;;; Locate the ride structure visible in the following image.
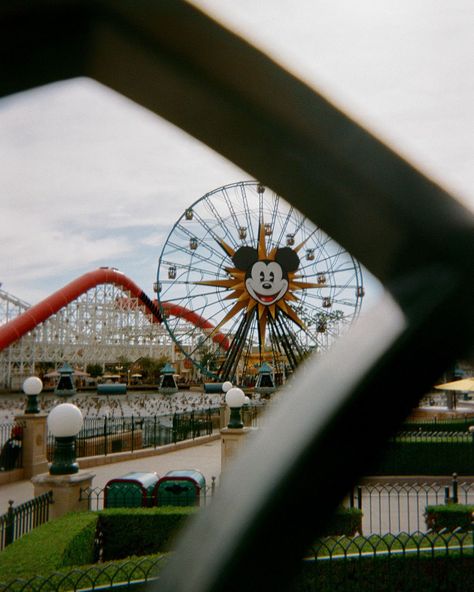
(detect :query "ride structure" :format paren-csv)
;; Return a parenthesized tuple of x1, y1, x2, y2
(0, 268, 227, 390)
(157, 181, 364, 384)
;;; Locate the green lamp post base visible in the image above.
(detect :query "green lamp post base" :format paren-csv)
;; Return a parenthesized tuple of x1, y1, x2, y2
(25, 394, 40, 414)
(227, 407, 244, 429)
(49, 436, 79, 475)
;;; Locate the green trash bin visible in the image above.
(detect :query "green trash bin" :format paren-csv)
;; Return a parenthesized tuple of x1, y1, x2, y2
(154, 470, 206, 507)
(104, 471, 159, 508)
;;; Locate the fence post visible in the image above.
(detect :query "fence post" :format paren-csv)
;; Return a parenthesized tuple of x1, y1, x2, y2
(131, 415, 135, 452)
(211, 476, 216, 497)
(154, 415, 157, 449)
(5, 500, 14, 547)
(103, 416, 108, 456)
(452, 473, 458, 504)
(172, 413, 177, 443)
(357, 486, 362, 510)
(445, 486, 450, 504)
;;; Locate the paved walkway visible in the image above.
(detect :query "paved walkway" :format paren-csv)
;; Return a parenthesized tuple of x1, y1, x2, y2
(0, 439, 222, 514)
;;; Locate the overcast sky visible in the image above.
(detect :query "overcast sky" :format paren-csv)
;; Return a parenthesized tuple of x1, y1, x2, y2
(0, 0, 472, 309)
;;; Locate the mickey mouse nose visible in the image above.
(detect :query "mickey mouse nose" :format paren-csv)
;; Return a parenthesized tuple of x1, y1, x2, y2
(262, 282, 272, 289)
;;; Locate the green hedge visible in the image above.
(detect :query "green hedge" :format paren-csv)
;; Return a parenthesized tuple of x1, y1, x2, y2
(323, 507, 363, 537)
(425, 504, 474, 532)
(403, 419, 474, 433)
(375, 440, 474, 475)
(0, 512, 98, 582)
(99, 506, 197, 561)
(295, 554, 474, 592)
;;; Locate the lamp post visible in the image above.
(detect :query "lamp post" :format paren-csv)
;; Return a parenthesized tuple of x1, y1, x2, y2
(47, 403, 84, 475)
(225, 387, 246, 429)
(23, 376, 43, 414)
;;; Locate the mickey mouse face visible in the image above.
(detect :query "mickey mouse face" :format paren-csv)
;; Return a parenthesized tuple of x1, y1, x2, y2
(246, 260, 288, 306)
(232, 245, 300, 307)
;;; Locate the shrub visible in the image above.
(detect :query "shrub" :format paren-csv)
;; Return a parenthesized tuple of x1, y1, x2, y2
(425, 504, 474, 532)
(324, 507, 363, 536)
(98, 506, 196, 560)
(0, 512, 98, 582)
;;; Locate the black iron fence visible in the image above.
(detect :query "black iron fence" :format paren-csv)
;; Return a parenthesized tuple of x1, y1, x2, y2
(0, 491, 53, 551)
(81, 480, 217, 511)
(346, 474, 474, 535)
(0, 420, 24, 472)
(46, 408, 220, 461)
(2, 530, 474, 592)
(403, 415, 474, 432)
(300, 530, 474, 592)
(0, 555, 163, 592)
(375, 430, 474, 475)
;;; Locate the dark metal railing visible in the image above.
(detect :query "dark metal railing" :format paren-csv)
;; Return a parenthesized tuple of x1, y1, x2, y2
(46, 408, 220, 461)
(376, 431, 474, 475)
(0, 491, 53, 550)
(300, 530, 474, 591)
(346, 474, 474, 535)
(0, 555, 164, 592)
(81, 479, 217, 511)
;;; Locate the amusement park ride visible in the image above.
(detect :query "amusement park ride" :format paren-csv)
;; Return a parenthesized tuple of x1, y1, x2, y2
(156, 180, 364, 383)
(0, 181, 364, 390)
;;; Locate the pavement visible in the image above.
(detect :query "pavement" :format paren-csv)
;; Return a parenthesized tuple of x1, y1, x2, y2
(0, 439, 222, 514)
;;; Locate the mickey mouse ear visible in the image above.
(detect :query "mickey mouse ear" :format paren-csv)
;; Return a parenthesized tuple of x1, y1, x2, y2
(275, 247, 300, 272)
(232, 246, 259, 270)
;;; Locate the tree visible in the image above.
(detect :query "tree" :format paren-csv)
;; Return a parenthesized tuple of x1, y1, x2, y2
(137, 356, 170, 383)
(86, 363, 103, 378)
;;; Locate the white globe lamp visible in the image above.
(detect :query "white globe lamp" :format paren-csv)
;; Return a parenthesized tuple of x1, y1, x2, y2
(22, 376, 43, 414)
(225, 387, 246, 428)
(48, 403, 84, 474)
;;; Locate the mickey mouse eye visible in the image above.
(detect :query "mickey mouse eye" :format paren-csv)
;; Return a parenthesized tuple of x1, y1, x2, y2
(259, 271, 265, 282)
(269, 271, 274, 282)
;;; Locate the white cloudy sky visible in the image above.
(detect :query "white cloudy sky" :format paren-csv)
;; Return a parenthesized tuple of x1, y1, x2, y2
(0, 0, 472, 307)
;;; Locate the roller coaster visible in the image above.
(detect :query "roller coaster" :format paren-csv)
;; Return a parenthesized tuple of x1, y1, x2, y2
(0, 267, 227, 390)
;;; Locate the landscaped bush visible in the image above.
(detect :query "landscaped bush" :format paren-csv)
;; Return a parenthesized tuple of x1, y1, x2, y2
(375, 438, 474, 475)
(0, 512, 98, 582)
(323, 507, 363, 536)
(98, 506, 197, 560)
(425, 504, 474, 532)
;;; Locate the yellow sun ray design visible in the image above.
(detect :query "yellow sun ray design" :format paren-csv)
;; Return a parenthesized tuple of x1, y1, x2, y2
(194, 221, 320, 343)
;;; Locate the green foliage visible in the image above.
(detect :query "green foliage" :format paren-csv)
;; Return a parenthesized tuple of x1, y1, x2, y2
(136, 356, 170, 383)
(375, 439, 474, 475)
(324, 507, 363, 536)
(295, 554, 474, 592)
(425, 503, 474, 532)
(403, 419, 474, 433)
(86, 363, 103, 378)
(98, 506, 196, 560)
(0, 512, 98, 583)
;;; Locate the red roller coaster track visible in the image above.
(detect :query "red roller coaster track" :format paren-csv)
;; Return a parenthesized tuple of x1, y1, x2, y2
(0, 268, 229, 352)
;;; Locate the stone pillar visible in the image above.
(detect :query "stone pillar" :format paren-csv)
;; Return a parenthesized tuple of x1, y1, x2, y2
(17, 413, 49, 478)
(221, 427, 253, 470)
(31, 471, 95, 520)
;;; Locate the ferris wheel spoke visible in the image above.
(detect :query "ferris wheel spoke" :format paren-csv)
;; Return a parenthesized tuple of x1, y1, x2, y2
(272, 205, 295, 247)
(238, 182, 258, 246)
(220, 187, 250, 249)
(173, 225, 230, 264)
(194, 205, 236, 252)
(165, 241, 226, 271)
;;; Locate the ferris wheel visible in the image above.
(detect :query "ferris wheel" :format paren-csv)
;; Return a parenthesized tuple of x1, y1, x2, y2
(156, 181, 364, 383)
